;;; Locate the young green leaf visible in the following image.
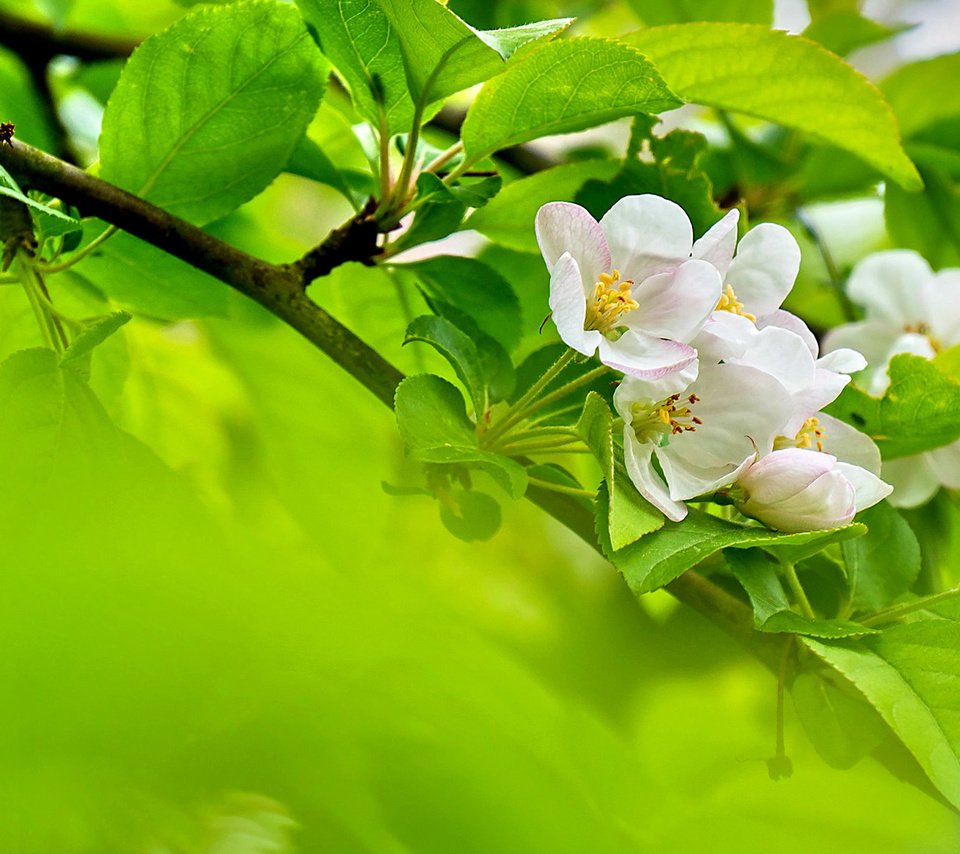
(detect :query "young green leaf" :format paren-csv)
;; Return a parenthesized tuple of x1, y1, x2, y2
(467, 159, 621, 254)
(882, 52, 960, 139)
(841, 502, 921, 613)
(725, 548, 876, 638)
(803, 11, 912, 57)
(100, 1, 329, 225)
(579, 395, 663, 550)
(0, 186, 81, 238)
(624, 23, 922, 190)
(825, 353, 960, 459)
(439, 487, 502, 541)
(885, 165, 960, 269)
(600, 504, 864, 596)
(461, 38, 681, 163)
(389, 174, 468, 251)
(626, 0, 772, 26)
(286, 136, 364, 211)
(803, 622, 960, 811)
(60, 312, 132, 366)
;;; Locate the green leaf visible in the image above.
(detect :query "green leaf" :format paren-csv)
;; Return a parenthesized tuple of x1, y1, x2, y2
(882, 53, 960, 139)
(600, 505, 864, 595)
(578, 394, 663, 550)
(375, 0, 571, 103)
(0, 187, 81, 239)
(396, 255, 522, 352)
(825, 353, 960, 459)
(803, 622, 960, 810)
(390, 174, 468, 252)
(791, 670, 888, 770)
(404, 315, 487, 417)
(60, 312, 131, 365)
(467, 159, 620, 254)
(71, 232, 230, 320)
(624, 23, 922, 190)
(461, 38, 681, 163)
(885, 165, 960, 269)
(286, 136, 364, 210)
(439, 487, 501, 541)
(842, 502, 921, 613)
(0, 46, 57, 152)
(626, 0, 772, 26)
(725, 548, 875, 638)
(100, 1, 329, 225)
(803, 11, 911, 57)
(394, 374, 526, 497)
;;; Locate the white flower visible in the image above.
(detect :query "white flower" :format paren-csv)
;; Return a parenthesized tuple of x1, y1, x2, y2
(535, 196, 722, 379)
(733, 447, 891, 533)
(822, 249, 960, 507)
(614, 359, 796, 522)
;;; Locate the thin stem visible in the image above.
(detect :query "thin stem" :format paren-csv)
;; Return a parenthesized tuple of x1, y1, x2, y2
(768, 637, 794, 781)
(38, 224, 118, 274)
(497, 440, 586, 457)
(525, 475, 596, 499)
(423, 141, 463, 175)
(17, 258, 63, 352)
(783, 561, 816, 620)
(796, 212, 857, 323)
(861, 586, 960, 628)
(504, 364, 609, 430)
(481, 349, 577, 446)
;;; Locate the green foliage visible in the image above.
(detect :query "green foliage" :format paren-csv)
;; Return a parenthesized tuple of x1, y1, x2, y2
(624, 23, 922, 190)
(100, 0, 329, 225)
(826, 354, 960, 460)
(882, 53, 960, 139)
(803, 11, 911, 57)
(804, 622, 960, 811)
(626, 0, 772, 26)
(60, 311, 131, 365)
(0, 48, 57, 152)
(461, 38, 681, 162)
(841, 502, 922, 613)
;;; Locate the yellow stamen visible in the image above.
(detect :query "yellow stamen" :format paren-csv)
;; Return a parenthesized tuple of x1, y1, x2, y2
(632, 393, 703, 443)
(584, 269, 638, 334)
(903, 321, 943, 353)
(774, 416, 826, 453)
(715, 284, 756, 322)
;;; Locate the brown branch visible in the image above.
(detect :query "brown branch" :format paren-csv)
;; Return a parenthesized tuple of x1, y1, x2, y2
(0, 11, 137, 62)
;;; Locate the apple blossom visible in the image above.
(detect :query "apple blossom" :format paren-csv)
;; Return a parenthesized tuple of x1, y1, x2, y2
(822, 249, 960, 507)
(535, 196, 722, 379)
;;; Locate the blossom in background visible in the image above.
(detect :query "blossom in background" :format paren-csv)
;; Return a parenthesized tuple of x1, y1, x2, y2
(823, 250, 960, 507)
(614, 360, 795, 522)
(535, 196, 722, 379)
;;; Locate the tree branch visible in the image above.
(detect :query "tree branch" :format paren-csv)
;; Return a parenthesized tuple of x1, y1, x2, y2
(0, 11, 137, 62)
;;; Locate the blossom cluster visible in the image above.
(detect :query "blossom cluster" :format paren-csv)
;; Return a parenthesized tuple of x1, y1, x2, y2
(535, 195, 892, 532)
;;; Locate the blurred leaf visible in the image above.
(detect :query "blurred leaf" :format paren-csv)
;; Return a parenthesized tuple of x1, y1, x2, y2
(404, 314, 488, 416)
(100, 1, 329, 224)
(467, 159, 620, 254)
(600, 504, 864, 595)
(461, 38, 681, 162)
(375, 0, 570, 103)
(626, 0, 772, 25)
(579, 395, 663, 550)
(625, 24, 922, 190)
(396, 255, 522, 352)
(882, 52, 960, 138)
(825, 354, 960, 460)
(439, 487, 501, 540)
(73, 232, 230, 319)
(804, 622, 960, 811)
(0, 46, 57, 152)
(286, 136, 364, 210)
(726, 548, 875, 637)
(842, 502, 921, 613)
(803, 11, 911, 57)
(806, 0, 859, 18)
(792, 671, 888, 769)
(885, 165, 960, 269)
(60, 311, 131, 365)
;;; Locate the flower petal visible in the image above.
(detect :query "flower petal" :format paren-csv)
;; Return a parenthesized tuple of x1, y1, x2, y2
(757, 309, 819, 356)
(624, 259, 722, 342)
(623, 429, 687, 522)
(821, 320, 901, 372)
(846, 249, 932, 326)
(817, 348, 867, 374)
(549, 252, 599, 357)
(881, 454, 941, 508)
(535, 202, 611, 284)
(725, 223, 800, 316)
(816, 413, 882, 474)
(658, 450, 756, 501)
(739, 448, 837, 505)
(834, 462, 893, 512)
(928, 439, 960, 490)
(691, 209, 740, 277)
(597, 331, 696, 379)
(599, 195, 693, 281)
(926, 269, 960, 347)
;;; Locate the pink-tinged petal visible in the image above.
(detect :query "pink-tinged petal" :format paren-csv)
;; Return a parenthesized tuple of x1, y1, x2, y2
(599, 195, 693, 281)
(882, 454, 941, 508)
(625, 259, 722, 343)
(738, 448, 837, 505)
(834, 462, 892, 512)
(549, 252, 598, 357)
(926, 269, 960, 346)
(816, 413, 882, 475)
(725, 223, 800, 316)
(658, 451, 756, 501)
(535, 202, 611, 283)
(928, 439, 960, 489)
(757, 309, 819, 356)
(822, 320, 902, 373)
(692, 209, 740, 277)
(817, 348, 867, 374)
(598, 331, 696, 379)
(623, 428, 686, 522)
(846, 249, 932, 326)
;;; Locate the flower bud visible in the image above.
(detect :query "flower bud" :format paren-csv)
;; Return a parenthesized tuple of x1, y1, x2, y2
(734, 448, 857, 533)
